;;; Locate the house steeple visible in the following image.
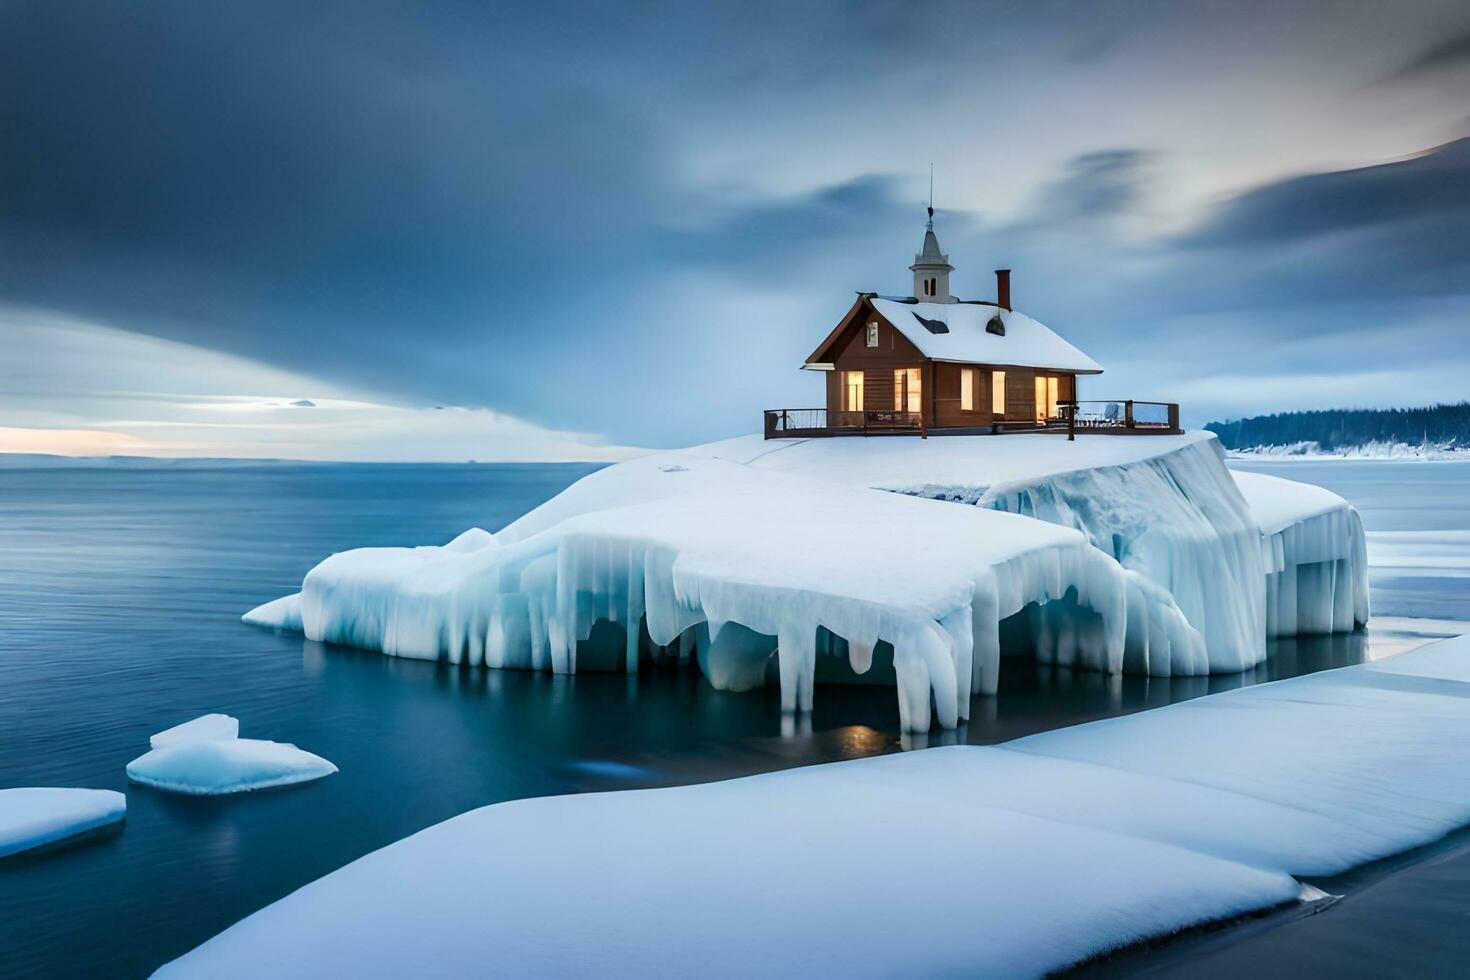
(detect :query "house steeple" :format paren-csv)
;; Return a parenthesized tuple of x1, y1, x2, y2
(910, 205, 955, 303)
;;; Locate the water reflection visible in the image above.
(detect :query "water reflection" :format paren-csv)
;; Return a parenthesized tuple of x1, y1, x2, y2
(298, 626, 1378, 760)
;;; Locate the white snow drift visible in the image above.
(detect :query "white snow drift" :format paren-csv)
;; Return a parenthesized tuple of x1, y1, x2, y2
(0, 788, 126, 858)
(245, 431, 1368, 730)
(127, 715, 336, 795)
(156, 635, 1470, 979)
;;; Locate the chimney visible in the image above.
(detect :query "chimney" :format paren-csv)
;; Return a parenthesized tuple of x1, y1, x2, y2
(995, 269, 1011, 311)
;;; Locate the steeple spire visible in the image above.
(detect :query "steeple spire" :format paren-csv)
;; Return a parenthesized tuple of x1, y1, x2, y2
(927, 163, 934, 231)
(910, 171, 955, 303)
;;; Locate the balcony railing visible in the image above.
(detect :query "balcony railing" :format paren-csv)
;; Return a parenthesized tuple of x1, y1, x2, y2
(1059, 400, 1180, 438)
(764, 409, 924, 439)
(762, 401, 1181, 440)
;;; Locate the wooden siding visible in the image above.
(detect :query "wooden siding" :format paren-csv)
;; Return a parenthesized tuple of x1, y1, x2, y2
(934, 362, 993, 427)
(814, 297, 1082, 428)
(825, 302, 927, 416)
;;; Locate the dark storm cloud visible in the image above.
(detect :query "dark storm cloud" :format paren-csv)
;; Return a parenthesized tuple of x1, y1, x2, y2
(0, 1, 674, 421)
(1180, 139, 1470, 249)
(1153, 139, 1470, 314)
(663, 176, 950, 280)
(1011, 150, 1154, 232)
(3, 0, 1031, 437)
(1383, 30, 1470, 83)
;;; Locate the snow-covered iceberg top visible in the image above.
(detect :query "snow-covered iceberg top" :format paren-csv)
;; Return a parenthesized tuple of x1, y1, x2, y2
(0, 788, 126, 858)
(150, 713, 240, 749)
(127, 715, 336, 796)
(156, 634, 1470, 979)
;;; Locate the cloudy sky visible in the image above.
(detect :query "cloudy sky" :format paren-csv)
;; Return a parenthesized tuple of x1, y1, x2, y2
(3, 0, 1469, 459)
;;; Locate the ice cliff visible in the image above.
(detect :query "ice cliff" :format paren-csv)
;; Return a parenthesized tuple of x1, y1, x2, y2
(1232, 470, 1370, 637)
(246, 432, 1368, 732)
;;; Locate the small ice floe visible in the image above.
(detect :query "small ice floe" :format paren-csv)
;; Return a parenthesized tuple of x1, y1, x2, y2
(1297, 882, 1340, 906)
(127, 715, 336, 796)
(0, 788, 126, 858)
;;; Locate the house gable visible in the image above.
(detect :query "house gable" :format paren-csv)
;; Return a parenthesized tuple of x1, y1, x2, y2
(805, 296, 930, 368)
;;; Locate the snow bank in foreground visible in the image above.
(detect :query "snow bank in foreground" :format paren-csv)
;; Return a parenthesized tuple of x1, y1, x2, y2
(156, 636, 1470, 978)
(257, 466, 1208, 731)
(0, 788, 126, 858)
(1231, 471, 1369, 637)
(127, 715, 336, 795)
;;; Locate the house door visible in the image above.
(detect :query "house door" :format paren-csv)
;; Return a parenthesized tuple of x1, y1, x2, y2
(894, 368, 922, 414)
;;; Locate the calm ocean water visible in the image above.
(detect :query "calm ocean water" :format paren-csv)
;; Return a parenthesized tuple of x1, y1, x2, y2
(1, 459, 1465, 977)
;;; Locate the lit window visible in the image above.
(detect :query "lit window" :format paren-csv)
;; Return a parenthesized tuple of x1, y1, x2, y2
(1034, 374, 1061, 422)
(866, 322, 878, 348)
(992, 370, 1006, 415)
(842, 370, 864, 412)
(893, 367, 922, 413)
(960, 368, 974, 412)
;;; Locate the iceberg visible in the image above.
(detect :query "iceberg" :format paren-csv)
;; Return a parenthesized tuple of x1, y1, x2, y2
(127, 739, 337, 796)
(1232, 470, 1370, 637)
(0, 788, 126, 858)
(273, 464, 1205, 731)
(244, 431, 1367, 730)
(155, 635, 1470, 979)
(127, 714, 336, 795)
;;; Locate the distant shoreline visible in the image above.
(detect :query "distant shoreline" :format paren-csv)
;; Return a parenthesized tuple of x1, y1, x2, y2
(1228, 442, 1470, 462)
(0, 453, 616, 469)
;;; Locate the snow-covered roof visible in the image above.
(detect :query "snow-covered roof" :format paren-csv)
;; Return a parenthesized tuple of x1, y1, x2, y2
(866, 298, 1103, 374)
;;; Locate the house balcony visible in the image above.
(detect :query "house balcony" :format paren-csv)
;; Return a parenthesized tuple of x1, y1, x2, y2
(763, 400, 1181, 440)
(763, 409, 926, 439)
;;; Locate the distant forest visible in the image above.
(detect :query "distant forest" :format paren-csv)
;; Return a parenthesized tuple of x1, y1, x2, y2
(1206, 402, 1470, 450)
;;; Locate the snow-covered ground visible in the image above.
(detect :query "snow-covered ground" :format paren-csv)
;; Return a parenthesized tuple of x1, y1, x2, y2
(0, 788, 126, 858)
(155, 633, 1470, 979)
(246, 431, 1368, 731)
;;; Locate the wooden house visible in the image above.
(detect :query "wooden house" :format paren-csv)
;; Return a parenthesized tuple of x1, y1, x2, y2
(766, 209, 1178, 438)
